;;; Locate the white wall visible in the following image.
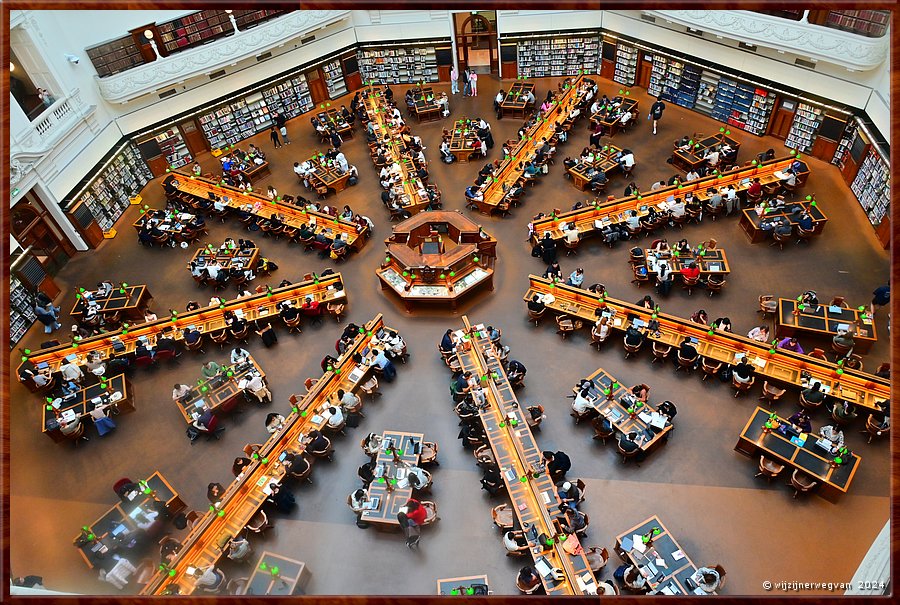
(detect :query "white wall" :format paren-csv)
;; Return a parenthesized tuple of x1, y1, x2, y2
(497, 10, 602, 34)
(48, 9, 194, 55)
(351, 10, 451, 42)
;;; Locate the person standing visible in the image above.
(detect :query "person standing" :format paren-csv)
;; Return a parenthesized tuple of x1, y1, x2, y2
(269, 126, 282, 148)
(273, 112, 290, 145)
(450, 65, 459, 95)
(463, 67, 472, 96)
(469, 70, 479, 97)
(649, 98, 666, 135)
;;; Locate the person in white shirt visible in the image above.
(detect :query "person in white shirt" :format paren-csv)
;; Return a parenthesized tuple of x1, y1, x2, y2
(230, 347, 250, 364)
(60, 362, 84, 383)
(326, 406, 345, 428)
(205, 260, 220, 279)
(619, 152, 635, 169)
(565, 225, 580, 244)
(625, 210, 641, 230)
(525, 90, 535, 105)
(340, 388, 361, 411)
(172, 383, 192, 401)
(590, 100, 601, 115)
(335, 152, 349, 172)
(479, 139, 487, 157)
(293, 162, 305, 180)
(704, 149, 720, 167)
(619, 110, 633, 125)
(668, 198, 686, 218)
(685, 170, 700, 182)
(723, 185, 739, 215)
(747, 325, 770, 342)
(572, 387, 593, 415)
(245, 374, 271, 403)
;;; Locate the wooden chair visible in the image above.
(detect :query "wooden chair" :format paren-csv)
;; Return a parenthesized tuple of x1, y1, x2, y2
(283, 313, 303, 334)
(360, 375, 381, 400)
(421, 501, 440, 525)
(732, 375, 755, 398)
(617, 440, 640, 464)
(758, 380, 786, 406)
(527, 307, 546, 326)
(226, 577, 250, 595)
(591, 416, 615, 445)
(700, 357, 723, 381)
(807, 348, 828, 361)
(590, 325, 610, 351)
(685, 205, 702, 224)
(491, 504, 514, 530)
(628, 247, 646, 265)
(770, 228, 792, 250)
(704, 201, 725, 221)
(682, 274, 701, 295)
(758, 295, 777, 318)
(326, 302, 346, 322)
(185, 335, 205, 354)
(586, 546, 609, 574)
(860, 414, 890, 444)
(555, 315, 583, 339)
(474, 444, 496, 468)
(831, 339, 853, 360)
(788, 469, 818, 498)
(796, 225, 816, 244)
(631, 264, 650, 287)
(209, 329, 229, 349)
(754, 455, 785, 482)
(229, 323, 250, 345)
(185, 510, 202, 530)
(706, 275, 726, 297)
(623, 337, 642, 359)
(516, 576, 542, 595)
(650, 341, 672, 364)
(245, 509, 273, 534)
(674, 351, 698, 373)
(563, 239, 579, 256)
(420, 441, 439, 466)
(799, 391, 823, 412)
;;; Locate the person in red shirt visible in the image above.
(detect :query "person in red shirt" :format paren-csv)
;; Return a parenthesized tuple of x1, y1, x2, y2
(405, 499, 427, 526)
(681, 262, 701, 280)
(747, 177, 762, 198)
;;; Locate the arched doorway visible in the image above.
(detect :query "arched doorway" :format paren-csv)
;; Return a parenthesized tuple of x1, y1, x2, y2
(455, 11, 498, 75)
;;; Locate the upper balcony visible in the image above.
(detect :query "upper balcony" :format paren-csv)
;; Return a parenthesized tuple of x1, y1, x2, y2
(94, 9, 351, 104)
(644, 10, 889, 71)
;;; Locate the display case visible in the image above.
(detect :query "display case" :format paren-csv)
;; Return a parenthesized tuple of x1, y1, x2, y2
(850, 148, 890, 226)
(515, 36, 600, 78)
(784, 102, 823, 153)
(323, 59, 347, 98)
(10, 275, 37, 347)
(613, 44, 637, 86)
(358, 46, 439, 85)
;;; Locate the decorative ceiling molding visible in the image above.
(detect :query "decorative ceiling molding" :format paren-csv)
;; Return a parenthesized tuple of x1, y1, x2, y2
(96, 10, 351, 103)
(645, 10, 888, 71)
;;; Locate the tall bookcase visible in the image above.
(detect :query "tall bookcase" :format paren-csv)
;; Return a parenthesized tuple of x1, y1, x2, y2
(613, 44, 637, 86)
(746, 89, 775, 136)
(710, 77, 774, 136)
(197, 75, 314, 150)
(154, 128, 192, 170)
(850, 149, 890, 226)
(672, 64, 701, 109)
(157, 11, 231, 53)
(647, 56, 667, 98)
(358, 46, 439, 84)
(516, 36, 600, 78)
(323, 59, 348, 98)
(824, 10, 890, 37)
(694, 70, 720, 116)
(832, 120, 858, 167)
(10, 276, 37, 347)
(784, 102, 823, 153)
(73, 144, 152, 232)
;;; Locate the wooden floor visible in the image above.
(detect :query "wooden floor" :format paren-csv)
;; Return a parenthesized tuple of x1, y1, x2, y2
(9, 73, 891, 596)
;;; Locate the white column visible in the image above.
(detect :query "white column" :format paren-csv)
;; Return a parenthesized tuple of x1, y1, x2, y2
(844, 520, 890, 595)
(32, 182, 88, 251)
(449, 11, 459, 76)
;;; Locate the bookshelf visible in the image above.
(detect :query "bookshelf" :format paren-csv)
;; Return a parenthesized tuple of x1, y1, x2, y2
(647, 56, 667, 99)
(75, 144, 153, 232)
(323, 59, 347, 98)
(86, 35, 146, 78)
(850, 149, 890, 226)
(246, 91, 272, 131)
(832, 120, 858, 168)
(710, 77, 773, 136)
(784, 102, 823, 153)
(153, 128, 192, 170)
(824, 10, 890, 37)
(746, 88, 775, 136)
(233, 9, 287, 30)
(157, 10, 230, 54)
(613, 44, 637, 86)
(10, 275, 37, 347)
(693, 70, 720, 116)
(673, 64, 701, 109)
(515, 36, 600, 78)
(262, 76, 314, 120)
(358, 46, 439, 84)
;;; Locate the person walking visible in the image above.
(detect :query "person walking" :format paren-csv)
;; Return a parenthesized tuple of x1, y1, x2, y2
(649, 98, 666, 135)
(269, 126, 282, 148)
(450, 65, 459, 95)
(469, 70, 479, 97)
(273, 112, 290, 145)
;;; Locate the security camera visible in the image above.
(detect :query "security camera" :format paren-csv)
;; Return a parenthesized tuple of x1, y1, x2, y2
(65, 54, 80, 64)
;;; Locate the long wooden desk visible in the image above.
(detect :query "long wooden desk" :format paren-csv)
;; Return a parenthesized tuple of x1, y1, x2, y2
(644, 248, 730, 277)
(362, 86, 434, 216)
(735, 407, 860, 501)
(244, 551, 309, 595)
(131, 209, 196, 237)
(448, 118, 480, 163)
(500, 82, 535, 119)
(567, 144, 623, 191)
(74, 471, 185, 569)
(141, 315, 398, 594)
(360, 430, 425, 528)
(42, 374, 134, 442)
(575, 368, 672, 455)
(18, 275, 347, 377)
(474, 75, 590, 216)
(739, 202, 828, 243)
(307, 152, 351, 194)
(189, 243, 259, 277)
(168, 172, 368, 251)
(437, 574, 489, 595)
(590, 97, 638, 137)
(530, 156, 811, 245)
(71, 285, 151, 321)
(176, 355, 265, 424)
(776, 299, 876, 354)
(523, 276, 890, 411)
(671, 133, 740, 172)
(614, 516, 710, 595)
(452, 316, 599, 595)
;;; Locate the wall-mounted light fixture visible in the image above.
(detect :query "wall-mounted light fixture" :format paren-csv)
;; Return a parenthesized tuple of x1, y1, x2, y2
(144, 29, 162, 60)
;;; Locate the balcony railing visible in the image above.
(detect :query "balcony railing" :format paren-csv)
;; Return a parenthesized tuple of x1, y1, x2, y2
(95, 10, 351, 104)
(645, 10, 889, 71)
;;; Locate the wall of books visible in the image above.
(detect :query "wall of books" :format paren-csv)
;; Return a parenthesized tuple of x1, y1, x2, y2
(850, 148, 890, 226)
(323, 59, 348, 98)
(152, 127, 192, 170)
(710, 77, 774, 136)
(784, 102, 823, 153)
(86, 35, 146, 78)
(831, 120, 858, 168)
(358, 46, 439, 84)
(73, 143, 152, 232)
(10, 275, 37, 347)
(613, 43, 637, 86)
(515, 36, 600, 78)
(197, 75, 314, 149)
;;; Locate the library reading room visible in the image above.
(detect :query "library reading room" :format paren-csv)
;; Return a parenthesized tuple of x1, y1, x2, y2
(6, 6, 893, 599)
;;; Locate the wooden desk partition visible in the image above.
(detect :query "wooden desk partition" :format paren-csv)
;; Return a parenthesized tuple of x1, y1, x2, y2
(735, 407, 860, 501)
(360, 430, 425, 528)
(530, 156, 812, 245)
(776, 299, 876, 354)
(474, 75, 591, 215)
(523, 276, 889, 411)
(42, 374, 134, 442)
(168, 172, 368, 251)
(244, 551, 309, 595)
(141, 315, 396, 595)
(567, 144, 624, 191)
(500, 82, 535, 119)
(452, 316, 599, 595)
(70, 285, 151, 321)
(18, 275, 347, 376)
(614, 516, 709, 595)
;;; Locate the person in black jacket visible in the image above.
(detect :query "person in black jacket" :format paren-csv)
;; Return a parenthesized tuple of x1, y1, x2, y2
(542, 450, 571, 479)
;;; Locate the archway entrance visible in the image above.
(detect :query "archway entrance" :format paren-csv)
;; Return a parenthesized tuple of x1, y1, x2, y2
(454, 11, 497, 75)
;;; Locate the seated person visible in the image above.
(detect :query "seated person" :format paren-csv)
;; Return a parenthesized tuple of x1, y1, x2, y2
(650, 238, 670, 254)
(818, 424, 845, 452)
(747, 325, 770, 342)
(348, 488, 370, 514)
(695, 567, 723, 593)
(658, 400, 677, 421)
(306, 430, 331, 455)
(527, 294, 546, 313)
(503, 530, 529, 554)
(172, 383, 192, 402)
(516, 566, 542, 592)
(733, 358, 754, 384)
(777, 337, 804, 354)
(265, 412, 285, 434)
(712, 317, 732, 333)
(787, 409, 812, 434)
(624, 325, 644, 348)
(630, 383, 650, 402)
(678, 337, 699, 362)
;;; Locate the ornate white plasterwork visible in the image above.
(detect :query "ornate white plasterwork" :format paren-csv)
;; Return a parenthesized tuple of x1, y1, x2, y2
(96, 10, 350, 103)
(10, 159, 36, 186)
(646, 10, 888, 71)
